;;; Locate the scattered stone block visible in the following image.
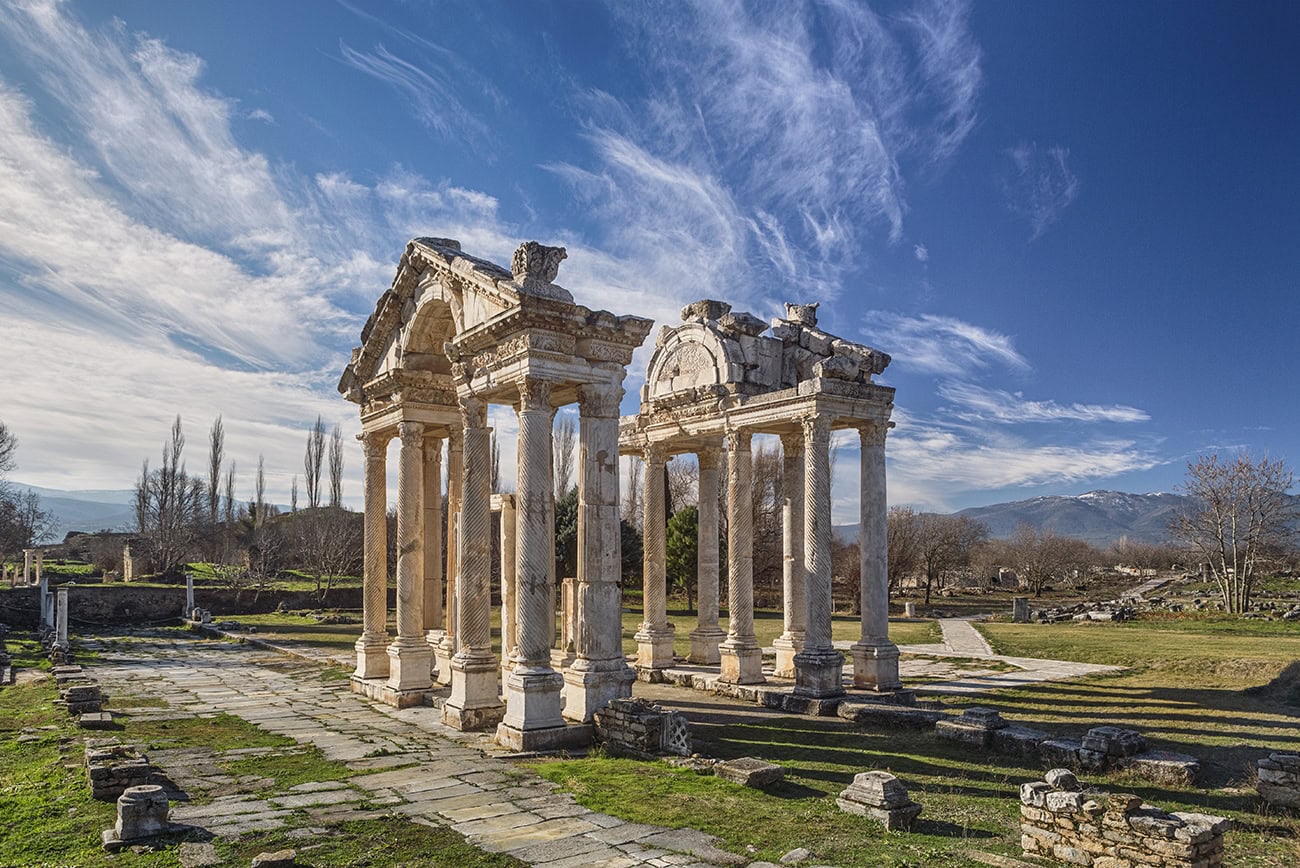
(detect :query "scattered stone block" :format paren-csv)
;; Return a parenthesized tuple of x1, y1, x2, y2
(102, 785, 170, 850)
(1039, 738, 1083, 769)
(1116, 750, 1201, 787)
(935, 706, 1007, 748)
(251, 850, 297, 868)
(78, 711, 114, 730)
(1019, 773, 1227, 867)
(1081, 726, 1145, 759)
(779, 847, 812, 864)
(836, 700, 943, 730)
(991, 724, 1049, 757)
(85, 741, 154, 800)
(836, 771, 923, 831)
(1257, 752, 1300, 808)
(714, 757, 784, 788)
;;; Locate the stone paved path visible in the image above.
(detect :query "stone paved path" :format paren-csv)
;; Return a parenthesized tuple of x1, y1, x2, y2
(88, 634, 751, 867)
(892, 617, 1122, 696)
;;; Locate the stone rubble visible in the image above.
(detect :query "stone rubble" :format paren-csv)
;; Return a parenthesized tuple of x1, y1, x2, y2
(85, 740, 156, 800)
(713, 757, 785, 788)
(592, 697, 692, 759)
(1256, 752, 1300, 808)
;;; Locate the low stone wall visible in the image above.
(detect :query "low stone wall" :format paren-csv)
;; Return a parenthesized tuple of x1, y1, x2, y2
(1257, 752, 1300, 808)
(1020, 770, 1228, 867)
(593, 698, 692, 759)
(0, 585, 381, 628)
(85, 740, 154, 801)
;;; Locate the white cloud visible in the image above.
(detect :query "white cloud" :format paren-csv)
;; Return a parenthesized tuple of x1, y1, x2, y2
(913, 243, 929, 262)
(1003, 141, 1080, 240)
(937, 382, 1150, 424)
(862, 311, 1029, 376)
(247, 107, 274, 124)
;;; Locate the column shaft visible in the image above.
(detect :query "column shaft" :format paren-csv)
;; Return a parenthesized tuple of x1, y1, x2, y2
(354, 432, 390, 679)
(634, 443, 674, 670)
(499, 494, 517, 678)
(851, 422, 902, 691)
(719, 430, 763, 684)
(387, 421, 433, 693)
(688, 448, 724, 664)
(774, 433, 806, 677)
(793, 415, 844, 697)
(564, 383, 635, 721)
(435, 426, 462, 685)
(423, 436, 444, 633)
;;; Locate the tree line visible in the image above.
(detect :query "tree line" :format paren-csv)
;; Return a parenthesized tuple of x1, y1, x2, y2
(0, 421, 54, 562)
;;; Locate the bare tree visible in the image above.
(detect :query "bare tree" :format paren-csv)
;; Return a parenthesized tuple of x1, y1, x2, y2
(328, 423, 344, 507)
(1173, 452, 1297, 613)
(304, 416, 325, 509)
(623, 456, 642, 527)
(666, 455, 699, 510)
(0, 422, 52, 557)
(206, 416, 224, 558)
(0, 420, 16, 479)
(255, 454, 267, 528)
(916, 513, 988, 605)
(886, 506, 922, 592)
(553, 414, 577, 500)
(290, 476, 299, 513)
(1006, 524, 1098, 596)
(133, 416, 205, 575)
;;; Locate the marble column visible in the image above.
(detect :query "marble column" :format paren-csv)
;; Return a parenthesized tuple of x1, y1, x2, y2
(794, 415, 844, 697)
(443, 400, 504, 730)
(387, 421, 433, 696)
(688, 447, 725, 664)
(39, 575, 51, 628)
(435, 426, 463, 686)
(773, 433, 807, 678)
(499, 493, 518, 682)
(500, 378, 568, 748)
(850, 422, 902, 691)
(354, 431, 391, 679)
(34, 550, 42, 585)
(185, 573, 195, 618)
(23, 549, 33, 585)
(564, 382, 636, 721)
(634, 443, 674, 671)
(423, 435, 444, 671)
(55, 585, 68, 648)
(719, 430, 763, 684)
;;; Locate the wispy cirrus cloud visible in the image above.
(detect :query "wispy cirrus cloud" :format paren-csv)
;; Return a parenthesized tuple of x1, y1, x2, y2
(1002, 141, 1080, 240)
(862, 311, 1029, 376)
(937, 382, 1150, 424)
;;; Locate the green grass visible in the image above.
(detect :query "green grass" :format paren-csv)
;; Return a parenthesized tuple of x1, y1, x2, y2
(229, 612, 365, 652)
(220, 749, 356, 791)
(217, 818, 525, 866)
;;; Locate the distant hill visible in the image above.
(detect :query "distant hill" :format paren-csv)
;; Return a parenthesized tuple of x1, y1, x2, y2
(9, 483, 136, 544)
(953, 490, 1190, 546)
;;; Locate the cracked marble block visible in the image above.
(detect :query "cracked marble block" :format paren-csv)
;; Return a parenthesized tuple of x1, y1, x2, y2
(836, 771, 922, 831)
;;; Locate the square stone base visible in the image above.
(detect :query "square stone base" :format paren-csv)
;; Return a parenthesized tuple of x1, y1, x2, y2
(502, 667, 566, 732)
(635, 625, 676, 670)
(442, 653, 504, 731)
(793, 649, 845, 698)
(350, 675, 434, 709)
(386, 639, 433, 692)
(836, 797, 923, 831)
(850, 640, 901, 692)
(354, 634, 390, 680)
(562, 663, 635, 723)
(688, 625, 725, 665)
(495, 721, 593, 753)
(433, 637, 455, 687)
(772, 634, 803, 679)
(718, 641, 765, 685)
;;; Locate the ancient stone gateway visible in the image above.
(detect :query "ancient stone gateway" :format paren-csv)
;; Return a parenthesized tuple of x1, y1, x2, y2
(339, 237, 652, 751)
(620, 300, 900, 695)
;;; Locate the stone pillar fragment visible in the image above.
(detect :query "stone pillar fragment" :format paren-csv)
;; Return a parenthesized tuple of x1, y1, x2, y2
(354, 431, 391, 679)
(40, 575, 51, 628)
(719, 430, 763, 684)
(435, 426, 462, 686)
(34, 550, 42, 585)
(500, 379, 569, 749)
(688, 447, 725, 665)
(55, 585, 69, 648)
(499, 494, 518, 681)
(443, 400, 504, 730)
(850, 422, 901, 691)
(23, 549, 33, 585)
(793, 415, 844, 697)
(423, 435, 444, 668)
(563, 382, 636, 722)
(634, 443, 675, 672)
(387, 421, 434, 696)
(773, 432, 806, 678)
(184, 574, 195, 618)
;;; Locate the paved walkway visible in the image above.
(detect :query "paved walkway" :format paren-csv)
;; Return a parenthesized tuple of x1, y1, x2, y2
(87, 633, 751, 868)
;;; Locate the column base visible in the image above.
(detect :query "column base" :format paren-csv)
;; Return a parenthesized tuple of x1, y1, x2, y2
(687, 625, 726, 665)
(501, 665, 566, 732)
(433, 636, 455, 686)
(793, 647, 845, 698)
(386, 636, 434, 692)
(442, 652, 503, 731)
(718, 638, 765, 685)
(771, 631, 805, 679)
(354, 632, 390, 680)
(850, 640, 902, 692)
(634, 623, 675, 671)
(561, 660, 636, 722)
(495, 720, 593, 753)
(425, 629, 445, 679)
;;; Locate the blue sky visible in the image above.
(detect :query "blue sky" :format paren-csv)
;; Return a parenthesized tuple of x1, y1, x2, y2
(0, 0, 1297, 519)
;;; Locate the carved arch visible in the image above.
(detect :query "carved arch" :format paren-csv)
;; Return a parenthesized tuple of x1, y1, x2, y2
(644, 323, 745, 399)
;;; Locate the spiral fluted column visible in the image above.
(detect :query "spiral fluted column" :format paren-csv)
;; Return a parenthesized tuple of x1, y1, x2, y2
(387, 421, 433, 694)
(354, 431, 391, 679)
(563, 381, 636, 721)
(423, 436, 444, 680)
(719, 429, 763, 684)
(634, 442, 675, 672)
(794, 414, 844, 697)
(435, 425, 462, 686)
(501, 377, 567, 740)
(688, 446, 725, 664)
(442, 400, 504, 730)
(851, 421, 902, 691)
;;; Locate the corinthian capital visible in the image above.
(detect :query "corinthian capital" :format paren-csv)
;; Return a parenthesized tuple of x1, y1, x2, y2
(857, 420, 889, 448)
(578, 382, 622, 418)
(359, 430, 391, 460)
(460, 397, 488, 429)
(517, 376, 554, 412)
(398, 421, 425, 447)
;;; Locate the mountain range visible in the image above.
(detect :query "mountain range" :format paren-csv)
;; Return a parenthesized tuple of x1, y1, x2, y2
(9, 483, 136, 544)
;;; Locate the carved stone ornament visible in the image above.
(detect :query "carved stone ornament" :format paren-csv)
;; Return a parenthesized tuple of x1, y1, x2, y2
(398, 421, 425, 446)
(858, 421, 889, 448)
(518, 377, 554, 412)
(801, 413, 832, 445)
(460, 397, 488, 429)
(644, 442, 668, 465)
(578, 383, 622, 418)
(680, 299, 732, 323)
(511, 241, 567, 284)
(360, 430, 391, 459)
